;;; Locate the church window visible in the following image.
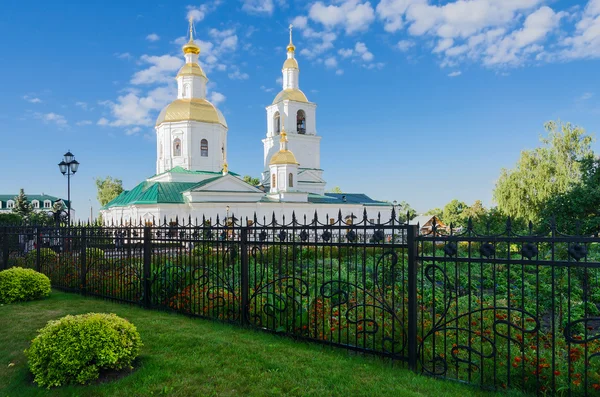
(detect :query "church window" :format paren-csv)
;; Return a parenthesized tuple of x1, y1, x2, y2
(297, 110, 306, 134)
(272, 173, 276, 189)
(288, 173, 293, 187)
(44, 200, 52, 208)
(201, 139, 208, 157)
(7, 200, 14, 209)
(32, 200, 40, 209)
(274, 111, 281, 135)
(183, 84, 189, 97)
(173, 138, 182, 156)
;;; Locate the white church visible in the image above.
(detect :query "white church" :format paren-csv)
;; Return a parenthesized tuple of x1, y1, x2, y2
(101, 21, 392, 225)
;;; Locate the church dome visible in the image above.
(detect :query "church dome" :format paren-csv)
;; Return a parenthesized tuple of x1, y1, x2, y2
(177, 63, 206, 79)
(272, 88, 308, 104)
(283, 58, 298, 69)
(156, 99, 227, 127)
(182, 39, 200, 55)
(270, 149, 299, 165)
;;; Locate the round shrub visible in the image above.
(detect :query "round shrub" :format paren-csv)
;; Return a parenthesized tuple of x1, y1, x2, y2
(0, 267, 51, 303)
(26, 313, 143, 388)
(85, 247, 105, 262)
(25, 248, 58, 268)
(191, 245, 213, 257)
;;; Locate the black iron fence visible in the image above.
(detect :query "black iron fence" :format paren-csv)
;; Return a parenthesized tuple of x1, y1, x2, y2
(2, 214, 600, 395)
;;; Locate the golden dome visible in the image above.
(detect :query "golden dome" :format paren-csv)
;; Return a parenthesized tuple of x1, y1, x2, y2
(272, 88, 309, 104)
(176, 63, 206, 79)
(156, 99, 227, 127)
(270, 150, 299, 165)
(182, 40, 200, 55)
(283, 57, 299, 69)
(287, 44, 296, 52)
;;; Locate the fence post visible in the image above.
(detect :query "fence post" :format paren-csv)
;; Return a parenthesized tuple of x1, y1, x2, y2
(35, 227, 41, 272)
(240, 226, 249, 326)
(1, 228, 8, 270)
(80, 227, 87, 295)
(407, 224, 419, 372)
(143, 225, 152, 308)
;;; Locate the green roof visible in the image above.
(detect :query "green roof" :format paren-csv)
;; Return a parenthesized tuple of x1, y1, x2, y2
(0, 194, 70, 210)
(321, 193, 390, 206)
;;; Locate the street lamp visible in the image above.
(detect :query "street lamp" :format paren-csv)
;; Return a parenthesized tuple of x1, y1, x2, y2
(58, 151, 79, 226)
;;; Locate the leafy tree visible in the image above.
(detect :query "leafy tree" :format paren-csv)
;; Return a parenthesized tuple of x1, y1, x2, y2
(0, 213, 22, 225)
(395, 201, 417, 223)
(442, 199, 468, 227)
(541, 157, 600, 235)
(242, 175, 260, 186)
(494, 120, 594, 221)
(12, 189, 33, 218)
(328, 186, 343, 193)
(462, 200, 487, 222)
(95, 176, 124, 207)
(424, 208, 443, 218)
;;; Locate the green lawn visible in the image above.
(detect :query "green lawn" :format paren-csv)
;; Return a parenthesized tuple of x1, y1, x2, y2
(0, 291, 524, 397)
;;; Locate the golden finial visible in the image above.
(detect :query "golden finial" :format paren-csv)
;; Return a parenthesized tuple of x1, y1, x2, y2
(223, 162, 229, 174)
(183, 17, 200, 55)
(287, 24, 295, 52)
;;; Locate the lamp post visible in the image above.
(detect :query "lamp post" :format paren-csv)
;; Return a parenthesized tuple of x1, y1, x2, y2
(58, 151, 79, 226)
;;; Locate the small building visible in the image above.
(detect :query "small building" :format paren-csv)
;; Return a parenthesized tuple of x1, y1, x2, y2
(0, 194, 73, 218)
(410, 215, 448, 235)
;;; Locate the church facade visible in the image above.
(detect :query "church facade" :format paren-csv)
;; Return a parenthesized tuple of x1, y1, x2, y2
(101, 22, 392, 225)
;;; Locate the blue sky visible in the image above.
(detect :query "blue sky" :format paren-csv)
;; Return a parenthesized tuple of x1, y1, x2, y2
(1, 0, 600, 219)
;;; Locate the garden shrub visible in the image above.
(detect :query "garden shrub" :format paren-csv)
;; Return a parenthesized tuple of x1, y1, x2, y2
(25, 248, 58, 268)
(85, 247, 105, 262)
(191, 245, 213, 257)
(26, 313, 143, 388)
(0, 267, 51, 303)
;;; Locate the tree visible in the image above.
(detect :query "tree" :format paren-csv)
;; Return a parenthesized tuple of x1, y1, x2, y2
(424, 208, 443, 218)
(494, 121, 594, 221)
(541, 157, 600, 235)
(12, 189, 33, 219)
(442, 199, 468, 227)
(242, 175, 260, 186)
(462, 200, 487, 222)
(95, 177, 124, 207)
(395, 201, 417, 223)
(328, 186, 343, 193)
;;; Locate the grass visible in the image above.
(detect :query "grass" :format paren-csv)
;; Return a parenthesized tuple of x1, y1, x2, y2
(0, 291, 525, 397)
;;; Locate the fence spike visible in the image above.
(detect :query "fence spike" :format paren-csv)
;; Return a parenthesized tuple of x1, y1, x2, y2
(314, 210, 319, 223)
(363, 208, 368, 222)
(390, 206, 396, 222)
(253, 212, 258, 223)
(506, 216, 512, 233)
(467, 217, 473, 231)
(338, 209, 343, 222)
(528, 220, 534, 235)
(292, 211, 296, 223)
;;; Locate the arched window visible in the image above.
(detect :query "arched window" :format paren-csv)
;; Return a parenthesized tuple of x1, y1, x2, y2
(182, 84, 189, 97)
(274, 111, 281, 135)
(288, 173, 293, 187)
(272, 173, 276, 189)
(159, 143, 163, 158)
(7, 200, 14, 209)
(44, 200, 52, 208)
(201, 139, 208, 157)
(297, 110, 306, 134)
(173, 138, 181, 156)
(32, 200, 40, 209)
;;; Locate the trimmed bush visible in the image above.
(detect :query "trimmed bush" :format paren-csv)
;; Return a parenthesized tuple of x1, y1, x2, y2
(85, 247, 105, 262)
(25, 248, 58, 268)
(26, 313, 143, 388)
(0, 267, 51, 303)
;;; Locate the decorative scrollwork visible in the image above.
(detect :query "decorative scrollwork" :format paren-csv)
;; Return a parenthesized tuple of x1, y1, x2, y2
(299, 230, 309, 242)
(568, 244, 587, 261)
(521, 243, 538, 259)
(479, 242, 495, 258)
(321, 231, 331, 242)
(443, 242, 457, 257)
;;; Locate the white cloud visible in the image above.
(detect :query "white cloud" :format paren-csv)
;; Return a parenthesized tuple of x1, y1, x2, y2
(335, 69, 344, 75)
(100, 85, 175, 127)
(146, 33, 160, 42)
(131, 55, 183, 85)
(209, 91, 226, 105)
(228, 68, 249, 80)
(338, 48, 354, 57)
(35, 112, 67, 127)
(114, 52, 132, 60)
(448, 71, 462, 77)
(309, 0, 375, 34)
(97, 117, 109, 126)
(292, 16, 308, 29)
(261, 85, 275, 93)
(354, 41, 374, 61)
(397, 39, 415, 51)
(560, 0, 600, 60)
(581, 92, 594, 100)
(75, 101, 88, 110)
(126, 126, 142, 136)
(276, 76, 283, 85)
(76, 120, 93, 126)
(242, 0, 274, 15)
(324, 56, 338, 68)
(23, 95, 42, 103)
(376, 0, 426, 33)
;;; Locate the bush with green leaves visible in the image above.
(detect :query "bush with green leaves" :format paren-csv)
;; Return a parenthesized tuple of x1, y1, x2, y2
(85, 247, 105, 262)
(0, 267, 51, 303)
(25, 248, 58, 268)
(26, 313, 142, 388)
